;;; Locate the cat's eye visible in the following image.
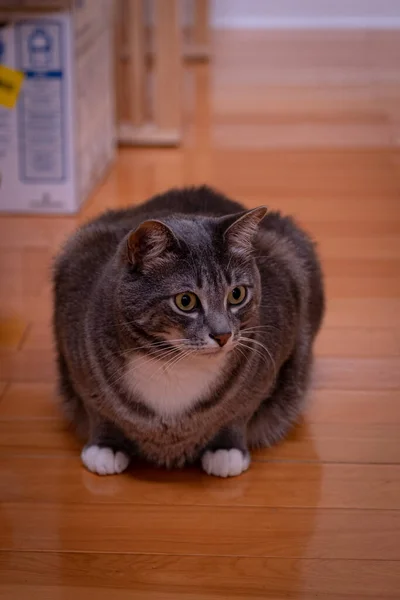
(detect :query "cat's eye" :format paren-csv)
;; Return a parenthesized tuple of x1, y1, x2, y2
(228, 286, 247, 306)
(175, 292, 198, 312)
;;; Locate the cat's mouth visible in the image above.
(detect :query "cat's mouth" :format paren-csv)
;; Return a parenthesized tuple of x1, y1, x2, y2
(196, 347, 222, 356)
(184, 344, 234, 357)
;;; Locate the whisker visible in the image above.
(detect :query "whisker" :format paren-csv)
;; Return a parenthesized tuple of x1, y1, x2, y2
(101, 347, 177, 380)
(237, 341, 270, 370)
(149, 348, 192, 382)
(163, 348, 195, 378)
(108, 347, 180, 387)
(117, 339, 191, 359)
(124, 338, 190, 352)
(129, 347, 180, 373)
(239, 336, 277, 379)
(119, 344, 180, 359)
(235, 344, 248, 363)
(107, 365, 131, 388)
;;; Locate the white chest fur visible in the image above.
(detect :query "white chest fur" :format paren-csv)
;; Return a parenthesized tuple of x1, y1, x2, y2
(124, 351, 226, 418)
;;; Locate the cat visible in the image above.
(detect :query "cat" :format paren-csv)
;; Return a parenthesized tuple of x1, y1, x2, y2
(53, 186, 324, 477)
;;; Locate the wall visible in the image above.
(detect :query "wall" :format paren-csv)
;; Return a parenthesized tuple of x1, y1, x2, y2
(211, 0, 400, 28)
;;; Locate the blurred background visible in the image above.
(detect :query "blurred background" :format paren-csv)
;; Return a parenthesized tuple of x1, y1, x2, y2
(1, 0, 399, 361)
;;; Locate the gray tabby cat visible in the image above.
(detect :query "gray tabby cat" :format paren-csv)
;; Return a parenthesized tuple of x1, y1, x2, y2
(53, 186, 324, 477)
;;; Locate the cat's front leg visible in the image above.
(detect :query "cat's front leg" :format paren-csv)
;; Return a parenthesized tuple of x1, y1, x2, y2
(81, 416, 134, 476)
(201, 425, 251, 478)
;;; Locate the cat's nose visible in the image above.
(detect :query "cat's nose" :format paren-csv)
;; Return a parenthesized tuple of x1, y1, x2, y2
(209, 332, 231, 347)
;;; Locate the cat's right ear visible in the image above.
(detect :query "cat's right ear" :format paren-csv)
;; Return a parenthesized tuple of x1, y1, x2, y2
(124, 220, 177, 270)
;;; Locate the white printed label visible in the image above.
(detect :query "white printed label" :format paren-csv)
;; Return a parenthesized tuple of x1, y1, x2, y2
(16, 21, 66, 182)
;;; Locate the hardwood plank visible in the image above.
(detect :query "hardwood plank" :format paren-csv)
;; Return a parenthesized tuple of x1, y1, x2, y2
(214, 121, 393, 150)
(0, 285, 52, 328)
(214, 163, 400, 201)
(319, 236, 400, 260)
(0, 248, 51, 299)
(0, 383, 59, 419)
(313, 357, 400, 390)
(0, 383, 7, 400)
(1, 586, 224, 600)
(21, 322, 54, 351)
(322, 258, 400, 278)
(0, 420, 80, 455)
(0, 348, 56, 383)
(1, 504, 399, 559)
(0, 217, 74, 249)
(325, 276, 400, 299)
(314, 327, 399, 357)
(0, 587, 396, 600)
(324, 299, 400, 328)
(1, 456, 399, 510)
(308, 219, 400, 237)
(307, 389, 400, 424)
(256, 421, 400, 464)
(0, 554, 399, 600)
(212, 146, 397, 180)
(214, 108, 386, 126)
(0, 317, 28, 350)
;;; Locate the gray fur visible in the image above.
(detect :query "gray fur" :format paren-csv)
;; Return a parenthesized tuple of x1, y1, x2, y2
(53, 186, 324, 469)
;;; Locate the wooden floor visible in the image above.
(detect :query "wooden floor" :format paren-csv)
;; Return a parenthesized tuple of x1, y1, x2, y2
(1, 30, 400, 599)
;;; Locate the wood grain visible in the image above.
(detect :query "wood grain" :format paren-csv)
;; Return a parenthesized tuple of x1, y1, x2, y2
(0, 348, 56, 382)
(0, 383, 58, 418)
(0, 554, 399, 600)
(324, 298, 400, 328)
(0, 420, 80, 455)
(307, 389, 400, 424)
(1, 456, 399, 510)
(314, 327, 400, 357)
(326, 276, 400, 299)
(1, 28, 400, 598)
(312, 357, 400, 390)
(1, 503, 400, 559)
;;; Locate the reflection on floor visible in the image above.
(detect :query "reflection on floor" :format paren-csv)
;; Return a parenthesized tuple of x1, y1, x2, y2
(1, 29, 400, 599)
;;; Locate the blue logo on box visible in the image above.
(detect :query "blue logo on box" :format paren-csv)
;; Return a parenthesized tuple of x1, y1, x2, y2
(27, 28, 52, 68)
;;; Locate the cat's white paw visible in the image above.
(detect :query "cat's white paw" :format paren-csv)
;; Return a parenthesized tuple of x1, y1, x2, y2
(81, 445, 130, 475)
(201, 449, 250, 478)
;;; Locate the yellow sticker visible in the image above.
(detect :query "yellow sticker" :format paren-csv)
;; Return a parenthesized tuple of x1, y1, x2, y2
(0, 65, 24, 109)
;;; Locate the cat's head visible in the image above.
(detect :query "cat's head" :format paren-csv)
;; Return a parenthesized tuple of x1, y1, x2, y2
(116, 207, 267, 356)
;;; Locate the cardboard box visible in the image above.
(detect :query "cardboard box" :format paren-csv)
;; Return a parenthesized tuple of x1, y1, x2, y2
(0, 0, 115, 214)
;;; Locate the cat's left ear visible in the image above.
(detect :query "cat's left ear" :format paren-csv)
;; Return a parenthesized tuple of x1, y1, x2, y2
(221, 206, 267, 254)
